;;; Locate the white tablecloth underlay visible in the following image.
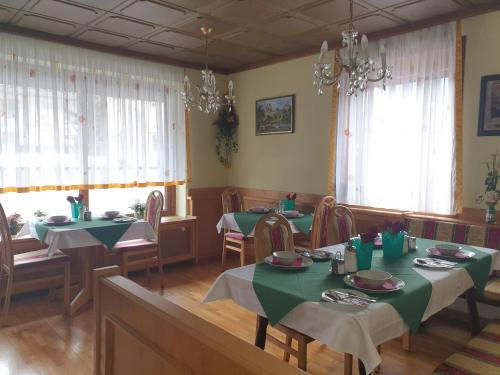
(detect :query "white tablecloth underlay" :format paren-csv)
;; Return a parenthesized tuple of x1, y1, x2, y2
(203, 244, 500, 373)
(216, 212, 305, 236)
(18, 220, 156, 256)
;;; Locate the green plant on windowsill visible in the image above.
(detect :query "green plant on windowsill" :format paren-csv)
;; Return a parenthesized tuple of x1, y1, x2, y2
(34, 210, 48, 221)
(129, 200, 146, 219)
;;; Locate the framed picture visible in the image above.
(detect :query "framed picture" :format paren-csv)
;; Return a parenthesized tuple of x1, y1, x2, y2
(478, 74, 500, 136)
(255, 95, 294, 135)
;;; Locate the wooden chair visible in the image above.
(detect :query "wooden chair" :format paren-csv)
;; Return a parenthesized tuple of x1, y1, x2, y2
(0, 202, 70, 326)
(113, 190, 164, 287)
(221, 188, 249, 269)
(254, 213, 314, 371)
(309, 195, 337, 249)
(331, 205, 358, 244)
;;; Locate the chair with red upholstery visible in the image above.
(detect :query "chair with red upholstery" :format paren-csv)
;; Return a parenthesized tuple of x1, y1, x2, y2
(0, 202, 70, 326)
(114, 190, 164, 287)
(221, 188, 250, 269)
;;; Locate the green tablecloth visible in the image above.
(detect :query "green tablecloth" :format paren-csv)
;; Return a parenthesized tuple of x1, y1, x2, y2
(34, 219, 133, 250)
(252, 238, 491, 333)
(233, 212, 313, 237)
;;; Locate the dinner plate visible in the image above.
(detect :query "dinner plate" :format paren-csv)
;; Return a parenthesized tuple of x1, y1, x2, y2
(425, 247, 475, 261)
(43, 218, 74, 226)
(296, 249, 332, 262)
(264, 255, 313, 270)
(113, 217, 137, 223)
(101, 214, 123, 220)
(248, 207, 272, 214)
(343, 274, 405, 294)
(282, 212, 305, 218)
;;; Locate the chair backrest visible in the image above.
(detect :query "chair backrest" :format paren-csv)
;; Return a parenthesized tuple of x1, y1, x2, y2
(330, 205, 357, 245)
(0, 202, 13, 271)
(145, 190, 164, 233)
(254, 213, 294, 262)
(222, 188, 243, 214)
(310, 196, 337, 249)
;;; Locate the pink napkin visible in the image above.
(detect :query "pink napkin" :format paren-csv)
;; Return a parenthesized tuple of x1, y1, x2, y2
(429, 248, 467, 258)
(272, 257, 303, 267)
(353, 276, 396, 290)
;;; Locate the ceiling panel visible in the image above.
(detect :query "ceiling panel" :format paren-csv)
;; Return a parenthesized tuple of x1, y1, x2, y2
(127, 40, 177, 56)
(0, 0, 497, 71)
(389, 0, 463, 21)
(94, 15, 156, 37)
(28, 0, 101, 24)
(150, 30, 203, 48)
(17, 13, 78, 35)
(260, 14, 318, 36)
(300, 0, 373, 23)
(119, 0, 192, 27)
(77, 29, 131, 46)
(210, 0, 282, 25)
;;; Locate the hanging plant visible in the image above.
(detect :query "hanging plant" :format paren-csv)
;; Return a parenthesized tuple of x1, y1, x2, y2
(213, 105, 239, 168)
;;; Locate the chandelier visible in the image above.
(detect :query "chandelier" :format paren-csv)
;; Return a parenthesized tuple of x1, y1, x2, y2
(182, 27, 235, 114)
(313, 0, 392, 96)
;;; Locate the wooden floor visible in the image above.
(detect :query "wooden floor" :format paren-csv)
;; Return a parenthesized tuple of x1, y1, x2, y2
(0, 256, 479, 375)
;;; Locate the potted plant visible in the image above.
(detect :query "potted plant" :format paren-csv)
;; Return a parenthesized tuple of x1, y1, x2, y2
(129, 199, 146, 219)
(476, 151, 499, 224)
(213, 104, 239, 168)
(7, 212, 23, 236)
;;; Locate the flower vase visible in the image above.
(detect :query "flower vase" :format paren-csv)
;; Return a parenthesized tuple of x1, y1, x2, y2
(352, 237, 374, 270)
(71, 202, 81, 220)
(382, 231, 405, 258)
(486, 203, 497, 225)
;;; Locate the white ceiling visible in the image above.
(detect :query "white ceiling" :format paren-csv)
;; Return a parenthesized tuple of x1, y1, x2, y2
(0, 0, 498, 72)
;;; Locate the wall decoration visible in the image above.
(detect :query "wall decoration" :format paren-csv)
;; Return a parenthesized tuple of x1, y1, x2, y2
(478, 74, 500, 136)
(214, 105, 239, 168)
(256, 95, 294, 135)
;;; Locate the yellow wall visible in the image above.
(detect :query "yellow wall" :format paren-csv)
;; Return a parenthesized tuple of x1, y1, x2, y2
(226, 54, 333, 195)
(462, 11, 500, 208)
(186, 68, 228, 189)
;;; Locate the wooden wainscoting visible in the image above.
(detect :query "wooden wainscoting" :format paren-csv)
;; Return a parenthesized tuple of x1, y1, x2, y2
(94, 273, 305, 375)
(188, 187, 225, 260)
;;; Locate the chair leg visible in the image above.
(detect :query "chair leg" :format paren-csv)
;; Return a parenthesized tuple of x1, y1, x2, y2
(466, 288, 481, 336)
(121, 254, 129, 278)
(158, 259, 165, 289)
(1, 271, 13, 326)
(402, 331, 411, 351)
(374, 345, 382, 374)
(255, 315, 269, 349)
(283, 335, 292, 362)
(63, 262, 70, 315)
(297, 335, 307, 371)
(343, 353, 353, 375)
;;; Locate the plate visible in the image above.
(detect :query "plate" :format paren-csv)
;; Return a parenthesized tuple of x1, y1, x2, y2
(43, 218, 74, 226)
(101, 214, 123, 220)
(113, 217, 137, 223)
(343, 274, 405, 294)
(283, 212, 305, 218)
(296, 249, 332, 262)
(425, 247, 475, 261)
(248, 207, 272, 214)
(264, 255, 313, 270)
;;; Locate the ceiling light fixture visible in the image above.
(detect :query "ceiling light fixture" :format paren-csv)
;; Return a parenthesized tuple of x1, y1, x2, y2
(182, 27, 235, 114)
(313, 0, 392, 96)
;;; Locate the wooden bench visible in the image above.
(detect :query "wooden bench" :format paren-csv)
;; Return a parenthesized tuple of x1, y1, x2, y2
(433, 320, 500, 374)
(93, 266, 305, 375)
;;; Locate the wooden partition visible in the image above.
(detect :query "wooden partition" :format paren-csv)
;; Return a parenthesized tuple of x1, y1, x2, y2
(94, 271, 305, 375)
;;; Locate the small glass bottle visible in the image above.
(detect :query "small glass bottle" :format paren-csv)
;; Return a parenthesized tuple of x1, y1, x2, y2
(344, 239, 358, 273)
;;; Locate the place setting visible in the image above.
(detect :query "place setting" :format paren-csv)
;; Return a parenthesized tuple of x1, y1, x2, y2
(43, 215, 74, 226)
(100, 210, 136, 223)
(264, 251, 313, 270)
(425, 243, 475, 262)
(343, 270, 406, 294)
(295, 248, 332, 262)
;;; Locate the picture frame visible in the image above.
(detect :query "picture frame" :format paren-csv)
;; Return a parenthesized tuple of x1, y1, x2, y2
(255, 95, 294, 135)
(478, 74, 500, 136)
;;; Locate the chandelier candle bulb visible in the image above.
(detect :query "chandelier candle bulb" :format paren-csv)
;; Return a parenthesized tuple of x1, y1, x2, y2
(380, 44, 387, 69)
(361, 34, 368, 57)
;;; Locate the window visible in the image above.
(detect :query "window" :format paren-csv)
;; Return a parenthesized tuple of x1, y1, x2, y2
(89, 187, 160, 216)
(334, 22, 457, 214)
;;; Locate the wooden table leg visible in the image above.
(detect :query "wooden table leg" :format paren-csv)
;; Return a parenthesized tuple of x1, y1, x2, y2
(466, 288, 481, 336)
(343, 353, 353, 375)
(255, 315, 269, 349)
(69, 248, 91, 316)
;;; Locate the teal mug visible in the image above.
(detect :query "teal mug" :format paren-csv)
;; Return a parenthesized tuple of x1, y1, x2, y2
(281, 199, 295, 211)
(352, 237, 374, 270)
(382, 231, 405, 258)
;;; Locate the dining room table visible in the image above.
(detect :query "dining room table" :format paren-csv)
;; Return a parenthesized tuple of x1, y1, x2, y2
(216, 211, 313, 237)
(17, 217, 156, 315)
(203, 238, 500, 374)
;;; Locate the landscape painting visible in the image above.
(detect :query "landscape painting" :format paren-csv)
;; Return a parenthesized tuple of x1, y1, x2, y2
(255, 95, 294, 135)
(478, 74, 500, 136)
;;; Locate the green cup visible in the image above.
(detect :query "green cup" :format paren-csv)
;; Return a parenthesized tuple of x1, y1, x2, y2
(382, 231, 405, 258)
(281, 199, 295, 211)
(352, 237, 374, 270)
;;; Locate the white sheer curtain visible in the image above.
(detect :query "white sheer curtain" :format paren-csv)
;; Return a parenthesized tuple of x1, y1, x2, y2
(335, 22, 456, 214)
(0, 33, 186, 192)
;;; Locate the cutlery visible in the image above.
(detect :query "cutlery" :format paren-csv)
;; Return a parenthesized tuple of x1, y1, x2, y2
(323, 292, 367, 306)
(415, 258, 456, 268)
(330, 290, 377, 303)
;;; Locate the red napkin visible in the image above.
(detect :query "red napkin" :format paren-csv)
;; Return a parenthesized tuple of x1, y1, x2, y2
(353, 276, 396, 290)
(272, 257, 303, 267)
(429, 248, 467, 258)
